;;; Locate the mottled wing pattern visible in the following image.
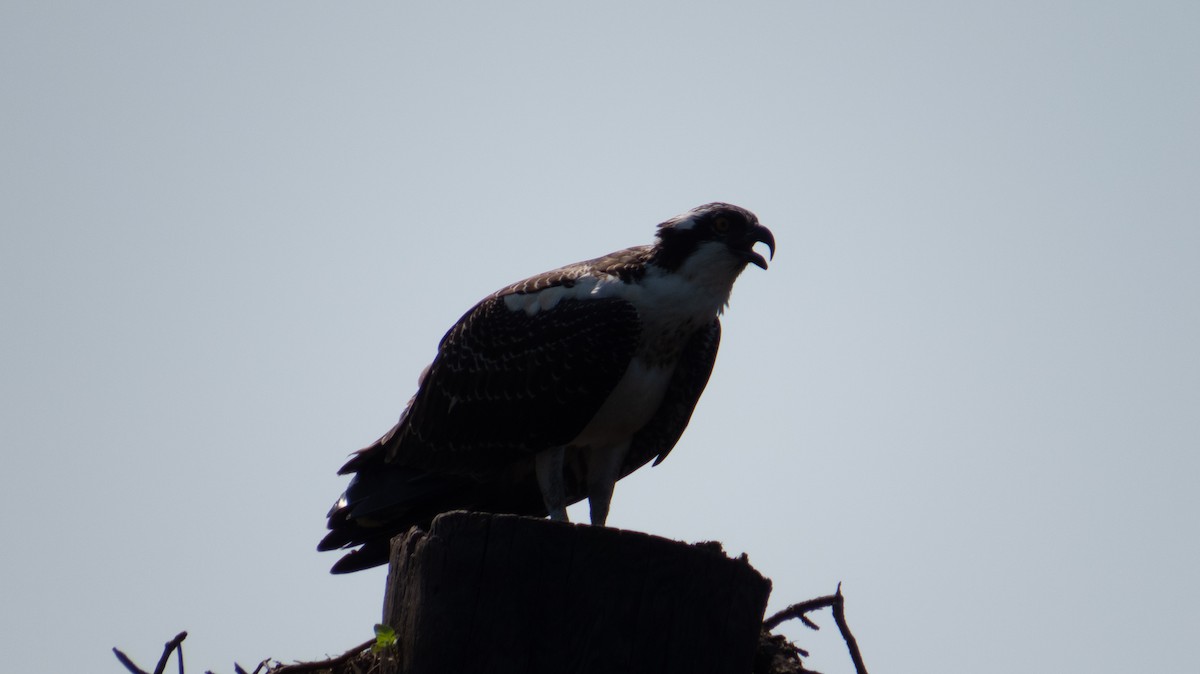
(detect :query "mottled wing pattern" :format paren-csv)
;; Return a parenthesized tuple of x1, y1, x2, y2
(345, 249, 654, 479)
(393, 296, 639, 474)
(623, 319, 722, 472)
(494, 245, 653, 295)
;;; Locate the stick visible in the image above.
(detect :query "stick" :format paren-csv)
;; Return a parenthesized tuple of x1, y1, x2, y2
(269, 639, 375, 674)
(113, 647, 150, 674)
(762, 584, 868, 674)
(830, 585, 867, 674)
(154, 631, 188, 674)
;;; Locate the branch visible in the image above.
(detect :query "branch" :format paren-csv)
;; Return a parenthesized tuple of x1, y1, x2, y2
(764, 593, 840, 631)
(830, 585, 867, 674)
(233, 660, 272, 674)
(762, 584, 868, 674)
(269, 639, 375, 674)
(113, 647, 149, 674)
(113, 631, 188, 674)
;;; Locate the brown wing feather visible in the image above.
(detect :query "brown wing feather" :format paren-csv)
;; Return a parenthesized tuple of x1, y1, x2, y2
(393, 295, 640, 475)
(624, 318, 721, 472)
(323, 247, 658, 572)
(341, 251, 654, 478)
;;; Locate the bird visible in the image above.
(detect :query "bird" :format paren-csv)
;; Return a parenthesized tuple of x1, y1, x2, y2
(318, 202, 774, 573)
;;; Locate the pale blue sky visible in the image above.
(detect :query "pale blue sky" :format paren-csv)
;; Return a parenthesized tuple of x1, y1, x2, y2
(2, 3, 1197, 673)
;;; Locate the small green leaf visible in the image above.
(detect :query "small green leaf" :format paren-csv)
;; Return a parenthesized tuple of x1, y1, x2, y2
(372, 623, 397, 652)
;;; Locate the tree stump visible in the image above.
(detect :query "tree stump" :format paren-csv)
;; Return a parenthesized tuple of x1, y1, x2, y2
(381, 511, 772, 674)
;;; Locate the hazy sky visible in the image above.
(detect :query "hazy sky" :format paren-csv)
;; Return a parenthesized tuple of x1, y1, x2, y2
(2, 3, 1197, 673)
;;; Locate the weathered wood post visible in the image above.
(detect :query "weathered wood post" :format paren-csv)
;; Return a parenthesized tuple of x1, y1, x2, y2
(381, 511, 771, 674)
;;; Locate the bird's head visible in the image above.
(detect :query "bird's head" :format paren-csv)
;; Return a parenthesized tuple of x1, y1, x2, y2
(652, 202, 776, 274)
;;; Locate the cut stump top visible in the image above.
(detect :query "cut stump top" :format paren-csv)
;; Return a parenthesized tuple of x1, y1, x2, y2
(383, 511, 772, 674)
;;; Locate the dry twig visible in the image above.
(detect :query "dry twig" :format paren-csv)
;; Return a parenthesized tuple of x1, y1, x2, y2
(268, 639, 376, 674)
(113, 631, 188, 674)
(763, 584, 868, 674)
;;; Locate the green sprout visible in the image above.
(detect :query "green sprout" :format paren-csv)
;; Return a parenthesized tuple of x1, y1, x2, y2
(372, 624, 397, 653)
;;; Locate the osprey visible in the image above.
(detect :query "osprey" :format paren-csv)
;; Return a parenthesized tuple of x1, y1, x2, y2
(319, 202, 774, 573)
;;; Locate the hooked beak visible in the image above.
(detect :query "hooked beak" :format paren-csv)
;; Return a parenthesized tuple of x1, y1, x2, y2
(738, 223, 776, 270)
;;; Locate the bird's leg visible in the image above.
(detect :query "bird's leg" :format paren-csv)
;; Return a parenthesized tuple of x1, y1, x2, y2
(585, 442, 628, 526)
(535, 447, 569, 522)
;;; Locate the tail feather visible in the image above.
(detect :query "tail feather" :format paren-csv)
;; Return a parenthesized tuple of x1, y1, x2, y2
(319, 461, 549, 573)
(319, 394, 684, 573)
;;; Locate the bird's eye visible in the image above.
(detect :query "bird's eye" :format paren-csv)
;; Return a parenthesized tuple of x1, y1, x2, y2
(711, 217, 731, 234)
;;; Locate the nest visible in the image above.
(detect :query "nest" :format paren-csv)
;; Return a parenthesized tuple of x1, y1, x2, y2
(114, 586, 864, 674)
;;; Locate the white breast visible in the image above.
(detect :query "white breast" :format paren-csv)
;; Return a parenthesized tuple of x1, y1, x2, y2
(567, 358, 674, 450)
(506, 242, 747, 450)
